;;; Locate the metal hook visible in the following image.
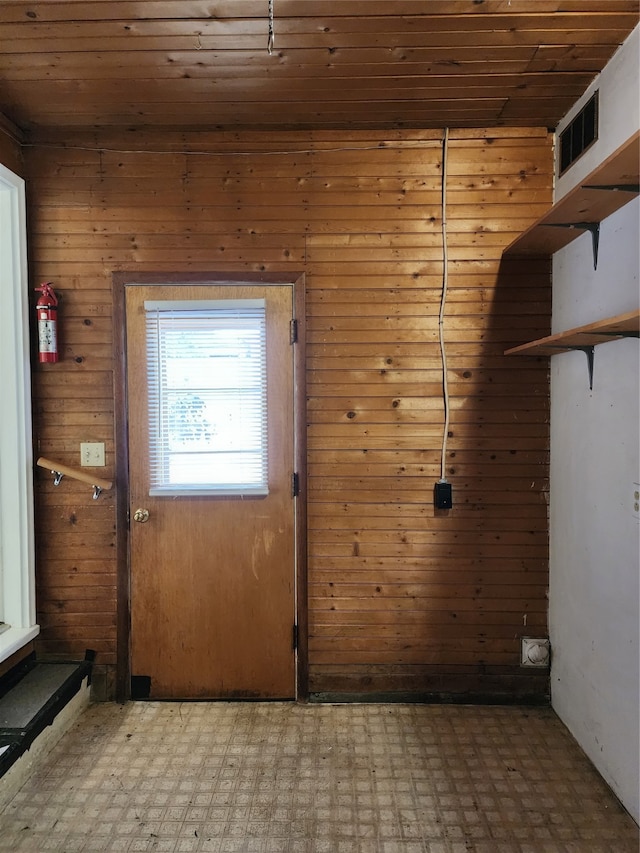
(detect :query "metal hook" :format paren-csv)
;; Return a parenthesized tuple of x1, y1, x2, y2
(51, 470, 64, 486)
(92, 485, 103, 501)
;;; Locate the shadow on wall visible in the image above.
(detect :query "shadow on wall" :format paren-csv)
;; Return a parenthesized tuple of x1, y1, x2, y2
(415, 253, 551, 702)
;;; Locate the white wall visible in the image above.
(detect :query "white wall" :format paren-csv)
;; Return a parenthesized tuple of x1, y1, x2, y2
(549, 25, 640, 822)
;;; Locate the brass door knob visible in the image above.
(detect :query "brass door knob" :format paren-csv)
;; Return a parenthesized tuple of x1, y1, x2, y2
(133, 508, 150, 523)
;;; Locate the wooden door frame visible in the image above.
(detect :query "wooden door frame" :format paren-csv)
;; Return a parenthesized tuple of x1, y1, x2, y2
(113, 271, 307, 703)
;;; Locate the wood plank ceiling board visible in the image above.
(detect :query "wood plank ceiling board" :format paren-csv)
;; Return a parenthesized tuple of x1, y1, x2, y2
(0, 1, 637, 133)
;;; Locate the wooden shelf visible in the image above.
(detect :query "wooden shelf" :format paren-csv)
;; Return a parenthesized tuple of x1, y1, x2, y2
(503, 131, 640, 259)
(504, 309, 640, 389)
(504, 309, 640, 357)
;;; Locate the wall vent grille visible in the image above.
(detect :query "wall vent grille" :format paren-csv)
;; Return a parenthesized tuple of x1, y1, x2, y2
(559, 92, 599, 175)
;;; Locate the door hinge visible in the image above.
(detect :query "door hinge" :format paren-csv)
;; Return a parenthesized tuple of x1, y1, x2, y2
(290, 318, 298, 344)
(292, 472, 300, 498)
(292, 624, 299, 650)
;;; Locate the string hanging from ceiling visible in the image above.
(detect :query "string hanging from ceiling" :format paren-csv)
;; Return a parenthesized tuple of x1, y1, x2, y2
(267, 0, 275, 55)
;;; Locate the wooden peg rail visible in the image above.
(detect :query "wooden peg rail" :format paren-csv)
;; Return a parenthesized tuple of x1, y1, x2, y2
(37, 456, 113, 500)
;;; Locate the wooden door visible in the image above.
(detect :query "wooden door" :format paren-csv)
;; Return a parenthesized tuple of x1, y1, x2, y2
(125, 284, 296, 699)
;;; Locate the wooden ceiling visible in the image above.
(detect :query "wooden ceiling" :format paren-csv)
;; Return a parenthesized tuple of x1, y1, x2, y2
(0, 1, 638, 135)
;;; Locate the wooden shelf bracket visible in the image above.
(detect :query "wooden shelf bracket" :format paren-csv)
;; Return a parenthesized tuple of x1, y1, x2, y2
(36, 456, 113, 500)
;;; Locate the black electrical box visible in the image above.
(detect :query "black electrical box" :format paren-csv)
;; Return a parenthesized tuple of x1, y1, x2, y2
(434, 480, 453, 509)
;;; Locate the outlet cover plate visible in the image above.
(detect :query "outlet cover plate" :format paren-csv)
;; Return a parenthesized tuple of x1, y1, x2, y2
(521, 637, 550, 668)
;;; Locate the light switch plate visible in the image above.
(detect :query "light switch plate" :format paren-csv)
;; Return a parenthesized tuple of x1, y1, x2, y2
(80, 442, 105, 467)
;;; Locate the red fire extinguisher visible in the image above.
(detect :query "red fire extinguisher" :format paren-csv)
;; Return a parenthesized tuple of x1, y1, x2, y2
(35, 282, 59, 363)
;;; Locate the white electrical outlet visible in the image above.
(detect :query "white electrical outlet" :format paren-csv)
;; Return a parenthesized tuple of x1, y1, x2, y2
(80, 442, 105, 467)
(521, 637, 550, 668)
(633, 483, 640, 519)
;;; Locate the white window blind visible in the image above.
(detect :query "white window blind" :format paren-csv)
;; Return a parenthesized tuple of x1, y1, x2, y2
(144, 299, 268, 497)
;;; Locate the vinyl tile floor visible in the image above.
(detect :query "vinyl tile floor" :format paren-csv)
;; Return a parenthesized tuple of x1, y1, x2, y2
(0, 701, 637, 853)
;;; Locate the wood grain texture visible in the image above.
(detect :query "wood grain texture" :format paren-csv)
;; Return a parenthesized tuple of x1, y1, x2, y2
(0, 125, 23, 175)
(125, 283, 296, 699)
(505, 309, 640, 356)
(504, 130, 640, 257)
(0, 2, 637, 132)
(25, 126, 552, 700)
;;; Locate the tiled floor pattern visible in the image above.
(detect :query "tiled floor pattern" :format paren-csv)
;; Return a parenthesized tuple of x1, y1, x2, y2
(0, 702, 637, 852)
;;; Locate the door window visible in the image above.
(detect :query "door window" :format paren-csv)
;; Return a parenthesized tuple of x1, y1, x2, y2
(144, 299, 268, 496)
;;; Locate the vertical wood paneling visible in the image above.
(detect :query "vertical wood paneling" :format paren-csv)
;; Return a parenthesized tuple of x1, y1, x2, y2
(24, 127, 552, 700)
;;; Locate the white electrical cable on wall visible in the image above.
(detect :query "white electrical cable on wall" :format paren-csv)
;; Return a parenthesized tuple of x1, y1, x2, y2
(438, 127, 450, 482)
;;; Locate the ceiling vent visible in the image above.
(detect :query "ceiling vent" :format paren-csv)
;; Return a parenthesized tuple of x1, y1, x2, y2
(559, 92, 599, 175)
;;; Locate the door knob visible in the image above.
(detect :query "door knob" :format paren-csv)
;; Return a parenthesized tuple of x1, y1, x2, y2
(133, 508, 150, 523)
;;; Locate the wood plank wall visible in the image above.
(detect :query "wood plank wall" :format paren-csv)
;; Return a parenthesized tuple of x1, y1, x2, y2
(0, 125, 23, 176)
(22, 127, 552, 701)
